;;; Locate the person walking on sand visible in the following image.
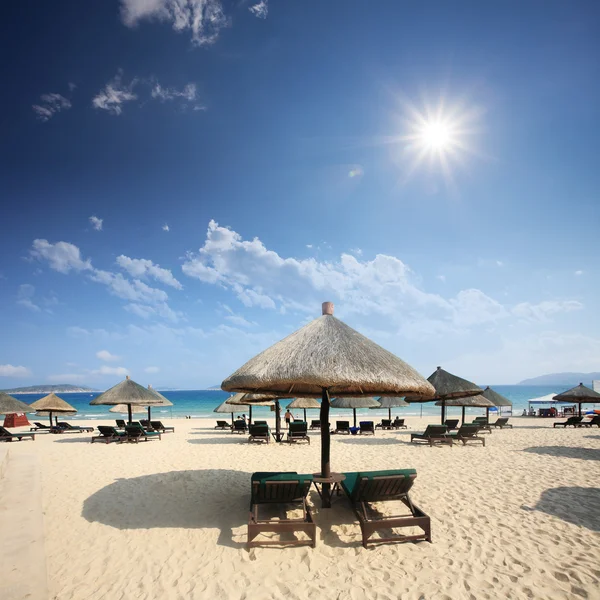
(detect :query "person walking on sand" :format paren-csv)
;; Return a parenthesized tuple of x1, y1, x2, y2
(284, 409, 293, 428)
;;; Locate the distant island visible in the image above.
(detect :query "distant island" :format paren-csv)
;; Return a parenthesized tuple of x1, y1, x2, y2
(518, 372, 600, 386)
(1, 384, 98, 394)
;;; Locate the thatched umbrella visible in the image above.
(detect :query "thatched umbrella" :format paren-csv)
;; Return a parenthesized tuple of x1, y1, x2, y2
(214, 399, 241, 426)
(553, 383, 600, 417)
(406, 366, 482, 424)
(330, 397, 380, 428)
(90, 376, 164, 424)
(237, 392, 291, 442)
(286, 397, 321, 422)
(109, 404, 147, 415)
(30, 393, 77, 427)
(482, 386, 512, 419)
(0, 392, 33, 414)
(436, 394, 494, 425)
(222, 301, 435, 507)
(372, 396, 409, 421)
(226, 392, 275, 425)
(146, 385, 173, 422)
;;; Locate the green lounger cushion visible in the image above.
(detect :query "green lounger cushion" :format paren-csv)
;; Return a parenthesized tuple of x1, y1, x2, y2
(342, 469, 417, 498)
(251, 472, 313, 502)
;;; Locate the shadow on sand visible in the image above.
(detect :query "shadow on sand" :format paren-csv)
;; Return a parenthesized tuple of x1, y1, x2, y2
(527, 487, 600, 532)
(522, 446, 600, 461)
(336, 437, 400, 446)
(187, 436, 250, 445)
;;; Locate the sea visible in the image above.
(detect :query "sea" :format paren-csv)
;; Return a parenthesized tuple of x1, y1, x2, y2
(12, 385, 599, 422)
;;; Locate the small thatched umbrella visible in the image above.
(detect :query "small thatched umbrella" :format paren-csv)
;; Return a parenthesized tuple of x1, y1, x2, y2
(330, 397, 380, 428)
(109, 404, 147, 415)
(553, 383, 600, 417)
(30, 393, 77, 427)
(372, 396, 409, 421)
(222, 302, 435, 507)
(436, 394, 494, 425)
(286, 397, 321, 422)
(482, 386, 512, 419)
(226, 392, 275, 425)
(0, 392, 33, 414)
(146, 385, 173, 422)
(214, 399, 241, 426)
(90, 376, 164, 424)
(406, 366, 482, 424)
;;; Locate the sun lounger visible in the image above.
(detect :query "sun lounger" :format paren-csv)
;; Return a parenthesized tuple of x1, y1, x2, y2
(359, 421, 375, 435)
(309, 420, 321, 430)
(150, 421, 174, 433)
(248, 472, 316, 548)
(392, 418, 407, 429)
(444, 419, 459, 431)
(410, 425, 452, 447)
(254, 421, 268, 426)
(490, 417, 513, 429)
(468, 418, 492, 433)
(335, 421, 350, 434)
(232, 420, 247, 434)
(448, 424, 485, 446)
(56, 422, 94, 433)
(287, 422, 310, 444)
(116, 419, 127, 429)
(30, 422, 53, 432)
(248, 423, 270, 443)
(578, 415, 600, 428)
(376, 419, 393, 430)
(553, 416, 583, 428)
(215, 420, 232, 430)
(0, 426, 35, 442)
(92, 426, 126, 444)
(341, 469, 431, 548)
(123, 424, 161, 443)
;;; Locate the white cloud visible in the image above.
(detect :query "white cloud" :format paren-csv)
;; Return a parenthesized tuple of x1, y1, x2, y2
(350, 247, 363, 256)
(92, 365, 129, 377)
(437, 275, 446, 282)
(96, 350, 121, 362)
(32, 93, 71, 122)
(450, 289, 508, 327)
(162, 224, 170, 232)
(89, 270, 169, 303)
(92, 71, 137, 115)
(17, 284, 41, 312)
(68, 82, 77, 92)
(124, 302, 180, 321)
(116, 255, 183, 289)
(0, 364, 31, 377)
(120, 0, 228, 46)
(306, 244, 313, 249)
(225, 314, 256, 327)
(575, 270, 583, 276)
(496, 260, 504, 267)
(152, 82, 196, 102)
(512, 300, 584, 322)
(30, 239, 92, 273)
(249, 1, 268, 19)
(145, 366, 160, 373)
(89, 215, 103, 231)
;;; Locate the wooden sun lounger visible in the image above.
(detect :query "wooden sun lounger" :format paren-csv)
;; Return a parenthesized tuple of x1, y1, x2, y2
(248, 472, 316, 548)
(92, 426, 126, 444)
(444, 419, 459, 431)
(248, 424, 270, 444)
(410, 425, 452, 447)
(215, 420, 232, 430)
(359, 421, 375, 435)
(335, 421, 350, 434)
(490, 418, 513, 429)
(376, 419, 393, 430)
(341, 469, 431, 548)
(123, 424, 162, 443)
(0, 426, 35, 442)
(554, 416, 583, 428)
(116, 419, 127, 429)
(577, 415, 600, 428)
(30, 422, 52, 432)
(309, 420, 321, 430)
(392, 418, 407, 429)
(56, 422, 94, 433)
(469, 418, 492, 433)
(448, 424, 485, 446)
(232, 420, 247, 434)
(286, 422, 310, 444)
(150, 421, 174, 433)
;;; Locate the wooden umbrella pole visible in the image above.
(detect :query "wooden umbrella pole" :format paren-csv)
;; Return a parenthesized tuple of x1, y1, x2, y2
(388, 408, 392, 421)
(353, 408, 357, 428)
(320, 388, 331, 508)
(303, 408, 307, 422)
(48, 410, 53, 427)
(275, 400, 281, 442)
(441, 399, 446, 424)
(486, 407, 489, 422)
(249, 405, 252, 425)
(148, 406, 151, 423)
(579, 402, 582, 417)
(128, 404, 133, 424)
(462, 406, 466, 425)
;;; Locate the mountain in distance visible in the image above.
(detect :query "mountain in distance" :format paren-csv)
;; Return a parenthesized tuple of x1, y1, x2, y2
(1, 384, 98, 394)
(518, 372, 600, 386)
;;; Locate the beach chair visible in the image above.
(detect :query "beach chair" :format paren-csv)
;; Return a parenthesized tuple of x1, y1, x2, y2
(469, 418, 492, 433)
(91, 426, 126, 444)
(56, 422, 94, 433)
(140, 419, 153, 429)
(30, 422, 52, 432)
(376, 419, 393, 430)
(490, 417, 513, 429)
(410, 425, 452, 447)
(335, 421, 350, 434)
(287, 422, 310, 444)
(341, 469, 431, 548)
(116, 419, 126, 429)
(579, 415, 600, 428)
(0, 426, 35, 442)
(359, 421, 375, 435)
(448, 424, 485, 446)
(248, 423, 270, 444)
(254, 421, 268, 426)
(150, 421, 175, 433)
(123, 424, 161, 443)
(248, 472, 316, 548)
(392, 418, 407, 429)
(553, 416, 583, 428)
(444, 419, 459, 431)
(232, 420, 247, 434)
(215, 420, 232, 430)
(309, 420, 321, 430)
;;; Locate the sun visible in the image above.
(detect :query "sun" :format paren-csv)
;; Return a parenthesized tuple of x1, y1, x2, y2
(420, 120, 453, 150)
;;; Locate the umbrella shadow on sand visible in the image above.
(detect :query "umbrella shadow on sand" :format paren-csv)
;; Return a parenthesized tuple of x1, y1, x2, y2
(82, 469, 249, 548)
(52, 437, 95, 444)
(187, 437, 250, 445)
(522, 446, 600, 461)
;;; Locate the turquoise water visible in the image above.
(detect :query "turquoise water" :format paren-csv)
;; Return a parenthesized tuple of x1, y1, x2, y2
(12, 385, 597, 421)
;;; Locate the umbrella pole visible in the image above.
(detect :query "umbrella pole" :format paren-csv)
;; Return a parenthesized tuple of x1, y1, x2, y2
(320, 388, 331, 509)
(579, 402, 582, 417)
(304, 408, 307, 422)
(486, 407, 489, 422)
(249, 405, 252, 425)
(49, 411, 53, 427)
(462, 406, 466, 425)
(353, 408, 357, 428)
(128, 404, 133, 424)
(148, 407, 151, 423)
(388, 408, 392, 421)
(441, 400, 446, 424)
(275, 400, 281, 442)
(231, 413, 234, 426)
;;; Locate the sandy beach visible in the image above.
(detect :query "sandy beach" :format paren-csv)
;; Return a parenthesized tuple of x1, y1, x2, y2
(1, 416, 599, 600)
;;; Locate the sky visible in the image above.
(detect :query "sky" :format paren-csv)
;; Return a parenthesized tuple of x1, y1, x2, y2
(1, 0, 599, 390)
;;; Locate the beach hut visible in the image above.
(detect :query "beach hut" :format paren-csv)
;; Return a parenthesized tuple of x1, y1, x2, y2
(330, 397, 380, 428)
(146, 385, 173, 421)
(0, 392, 33, 427)
(286, 397, 321, 422)
(222, 301, 434, 507)
(435, 394, 494, 425)
(481, 386, 512, 418)
(90, 376, 164, 424)
(226, 392, 275, 426)
(213, 399, 239, 426)
(553, 383, 600, 417)
(371, 396, 409, 421)
(30, 393, 77, 427)
(406, 367, 482, 424)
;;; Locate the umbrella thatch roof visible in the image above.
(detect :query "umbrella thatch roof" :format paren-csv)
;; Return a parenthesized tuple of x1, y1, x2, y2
(109, 404, 147, 414)
(30, 393, 77, 413)
(90, 376, 164, 406)
(147, 386, 173, 406)
(406, 366, 482, 402)
(435, 394, 494, 407)
(287, 397, 321, 409)
(375, 396, 409, 408)
(221, 303, 435, 398)
(330, 397, 381, 409)
(214, 400, 239, 414)
(553, 383, 600, 403)
(482, 386, 512, 407)
(225, 393, 275, 407)
(0, 392, 33, 415)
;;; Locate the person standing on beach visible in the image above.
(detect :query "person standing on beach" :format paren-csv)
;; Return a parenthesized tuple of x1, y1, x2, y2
(284, 409, 293, 428)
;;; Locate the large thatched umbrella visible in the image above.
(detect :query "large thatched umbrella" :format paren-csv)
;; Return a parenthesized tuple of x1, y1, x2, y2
(30, 393, 77, 427)
(482, 386, 512, 419)
(372, 396, 409, 421)
(436, 394, 494, 425)
(146, 385, 173, 422)
(0, 392, 33, 414)
(90, 376, 164, 423)
(226, 392, 275, 425)
(330, 397, 380, 428)
(553, 383, 600, 417)
(286, 397, 320, 422)
(222, 302, 435, 507)
(407, 366, 482, 424)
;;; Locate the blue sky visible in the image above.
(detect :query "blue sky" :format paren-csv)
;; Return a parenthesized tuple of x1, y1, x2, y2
(1, 0, 599, 389)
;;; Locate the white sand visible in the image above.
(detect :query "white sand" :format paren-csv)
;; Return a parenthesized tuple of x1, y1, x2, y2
(3, 416, 600, 600)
